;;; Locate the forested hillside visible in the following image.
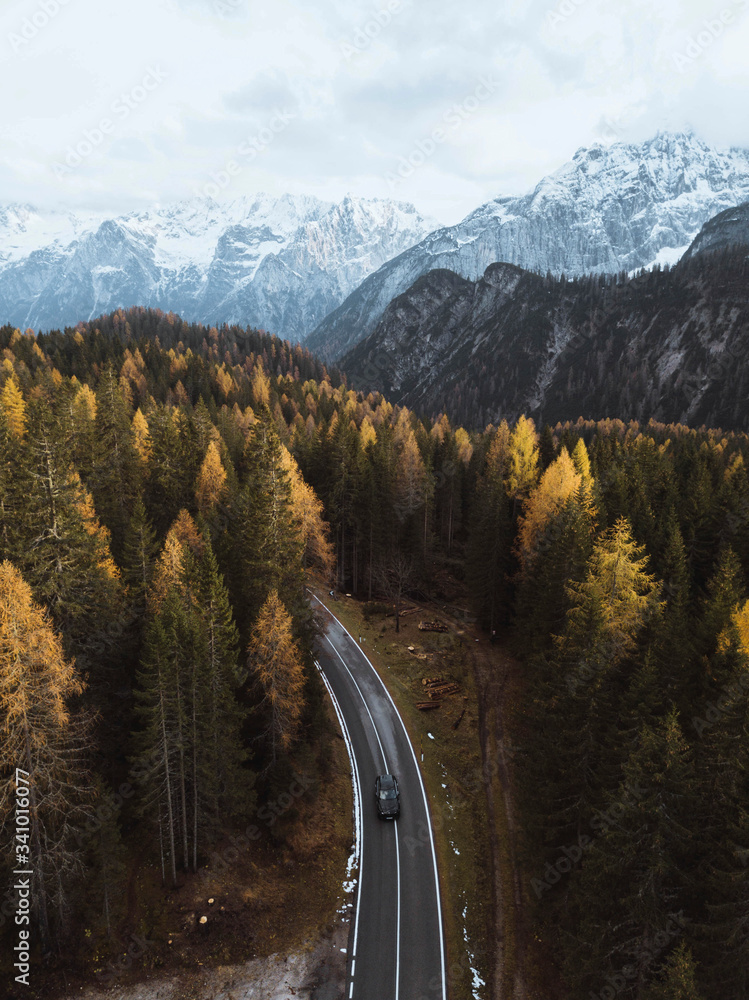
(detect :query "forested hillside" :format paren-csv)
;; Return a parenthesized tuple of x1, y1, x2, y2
(0, 308, 748, 998)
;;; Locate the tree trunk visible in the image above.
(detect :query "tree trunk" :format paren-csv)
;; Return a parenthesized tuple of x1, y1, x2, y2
(368, 522, 373, 601)
(159, 690, 178, 886)
(24, 724, 50, 952)
(192, 689, 199, 874)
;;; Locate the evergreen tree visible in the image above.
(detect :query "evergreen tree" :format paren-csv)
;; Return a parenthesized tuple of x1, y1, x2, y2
(643, 944, 703, 1000)
(85, 779, 127, 938)
(121, 496, 159, 619)
(193, 539, 251, 831)
(91, 365, 139, 559)
(466, 427, 514, 631)
(233, 406, 304, 638)
(568, 714, 697, 1000)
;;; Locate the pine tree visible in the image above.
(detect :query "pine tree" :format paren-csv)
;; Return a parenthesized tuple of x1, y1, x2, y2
(133, 521, 249, 877)
(91, 365, 140, 558)
(85, 778, 127, 938)
(568, 713, 697, 999)
(144, 406, 191, 536)
(563, 517, 661, 670)
(69, 383, 97, 481)
(516, 447, 584, 569)
(131, 597, 184, 885)
(281, 446, 334, 579)
(248, 589, 305, 764)
(466, 427, 513, 630)
(131, 407, 152, 465)
(233, 406, 304, 637)
(394, 427, 427, 546)
(643, 944, 703, 1000)
(698, 547, 745, 669)
(121, 496, 159, 616)
(4, 398, 125, 682)
(193, 540, 251, 829)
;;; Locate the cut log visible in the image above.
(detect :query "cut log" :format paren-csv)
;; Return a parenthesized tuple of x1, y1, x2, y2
(427, 683, 460, 698)
(418, 620, 449, 632)
(415, 701, 441, 711)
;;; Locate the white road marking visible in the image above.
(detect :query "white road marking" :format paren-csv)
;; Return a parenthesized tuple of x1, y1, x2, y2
(394, 820, 402, 1000)
(316, 659, 363, 996)
(321, 634, 401, 1000)
(313, 594, 448, 1000)
(324, 634, 389, 771)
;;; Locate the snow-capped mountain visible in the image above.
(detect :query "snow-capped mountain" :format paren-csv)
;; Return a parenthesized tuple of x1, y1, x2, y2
(306, 132, 749, 361)
(0, 195, 439, 338)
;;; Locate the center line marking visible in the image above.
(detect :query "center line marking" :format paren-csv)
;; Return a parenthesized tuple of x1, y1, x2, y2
(313, 594, 447, 1000)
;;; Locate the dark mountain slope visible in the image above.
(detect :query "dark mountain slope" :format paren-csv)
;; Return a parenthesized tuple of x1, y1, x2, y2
(340, 245, 749, 431)
(681, 201, 749, 260)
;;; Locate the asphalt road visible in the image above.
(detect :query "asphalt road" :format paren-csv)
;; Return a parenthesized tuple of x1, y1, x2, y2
(312, 594, 447, 1000)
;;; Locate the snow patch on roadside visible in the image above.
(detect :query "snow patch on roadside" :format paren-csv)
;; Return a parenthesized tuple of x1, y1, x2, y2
(462, 904, 487, 999)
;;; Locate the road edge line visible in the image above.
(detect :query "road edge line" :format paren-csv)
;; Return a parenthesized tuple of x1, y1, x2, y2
(313, 594, 448, 1000)
(316, 660, 363, 997)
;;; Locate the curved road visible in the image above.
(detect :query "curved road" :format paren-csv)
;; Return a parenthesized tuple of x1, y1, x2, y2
(312, 593, 447, 1000)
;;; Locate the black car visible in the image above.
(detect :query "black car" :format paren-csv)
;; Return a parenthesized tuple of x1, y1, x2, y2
(375, 774, 400, 819)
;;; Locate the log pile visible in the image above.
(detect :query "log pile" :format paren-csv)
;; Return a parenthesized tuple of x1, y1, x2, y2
(418, 620, 449, 632)
(421, 677, 460, 698)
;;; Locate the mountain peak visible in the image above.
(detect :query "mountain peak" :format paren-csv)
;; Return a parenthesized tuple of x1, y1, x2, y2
(0, 192, 437, 336)
(306, 131, 749, 362)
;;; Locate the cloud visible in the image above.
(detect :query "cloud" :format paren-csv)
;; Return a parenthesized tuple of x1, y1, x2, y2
(0, 0, 747, 223)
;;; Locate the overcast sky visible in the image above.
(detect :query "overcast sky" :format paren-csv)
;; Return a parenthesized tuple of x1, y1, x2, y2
(1, 0, 748, 224)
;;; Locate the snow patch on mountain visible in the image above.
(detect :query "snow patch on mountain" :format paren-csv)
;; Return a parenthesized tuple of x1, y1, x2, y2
(0, 194, 439, 337)
(306, 131, 749, 361)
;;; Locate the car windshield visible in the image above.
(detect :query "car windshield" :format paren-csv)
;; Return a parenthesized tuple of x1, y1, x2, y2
(380, 788, 397, 799)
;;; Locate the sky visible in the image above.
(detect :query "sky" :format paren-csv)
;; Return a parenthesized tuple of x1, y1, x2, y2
(1, 0, 748, 225)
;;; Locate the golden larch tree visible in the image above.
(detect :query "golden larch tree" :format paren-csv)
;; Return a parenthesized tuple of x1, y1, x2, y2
(0, 561, 92, 949)
(247, 589, 305, 762)
(517, 448, 582, 569)
(281, 446, 335, 577)
(0, 374, 26, 439)
(195, 441, 228, 516)
(251, 364, 270, 407)
(132, 408, 152, 463)
(507, 414, 539, 500)
(72, 383, 97, 424)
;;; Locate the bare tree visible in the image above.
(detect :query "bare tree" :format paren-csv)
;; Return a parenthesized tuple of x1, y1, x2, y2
(376, 552, 414, 634)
